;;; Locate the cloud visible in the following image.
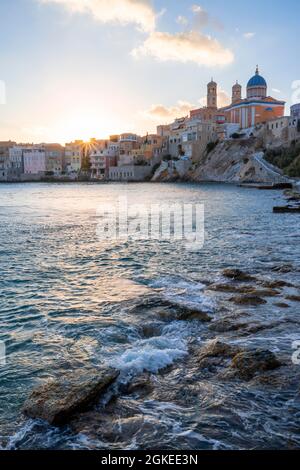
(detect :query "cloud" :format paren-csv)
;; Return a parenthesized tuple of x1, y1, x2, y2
(272, 88, 281, 94)
(243, 32, 256, 39)
(176, 15, 188, 26)
(132, 31, 234, 67)
(143, 100, 194, 122)
(143, 89, 231, 123)
(190, 4, 223, 31)
(216, 89, 231, 107)
(38, 0, 156, 32)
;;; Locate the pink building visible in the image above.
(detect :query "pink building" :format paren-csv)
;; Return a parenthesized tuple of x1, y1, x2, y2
(23, 147, 46, 175)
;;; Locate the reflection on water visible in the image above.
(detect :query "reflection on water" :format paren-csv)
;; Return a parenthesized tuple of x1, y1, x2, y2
(0, 182, 300, 450)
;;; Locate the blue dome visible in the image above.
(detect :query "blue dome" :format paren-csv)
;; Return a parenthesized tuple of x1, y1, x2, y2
(247, 73, 267, 89)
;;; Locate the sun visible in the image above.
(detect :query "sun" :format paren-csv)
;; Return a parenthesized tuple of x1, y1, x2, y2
(52, 112, 121, 143)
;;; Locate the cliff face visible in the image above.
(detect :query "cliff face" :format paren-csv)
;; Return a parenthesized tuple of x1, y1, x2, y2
(153, 137, 292, 184)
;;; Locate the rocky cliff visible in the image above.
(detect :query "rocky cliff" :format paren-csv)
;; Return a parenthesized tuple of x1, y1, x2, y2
(152, 136, 292, 185)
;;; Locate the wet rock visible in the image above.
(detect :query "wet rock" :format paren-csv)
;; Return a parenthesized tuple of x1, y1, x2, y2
(23, 367, 119, 425)
(273, 206, 300, 213)
(125, 374, 154, 397)
(140, 324, 163, 338)
(197, 340, 242, 374)
(274, 302, 290, 309)
(271, 264, 294, 274)
(231, 350, 281, 381)
(176, 307, 212, 322)
(222, 269, 256, 282)
(198, 339, 241, 361)
(228, 295, 267, 306)
(285, 295, 300, 302)
(233, 288, 280, 298)
(260, 280, 293, 289)
(209, 318, 247, 333)
(207, 283, 240, 293)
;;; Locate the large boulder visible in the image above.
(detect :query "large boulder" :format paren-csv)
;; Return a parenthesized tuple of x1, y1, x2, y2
(231, 350, 281, 381)
(23, 367, 119, 425)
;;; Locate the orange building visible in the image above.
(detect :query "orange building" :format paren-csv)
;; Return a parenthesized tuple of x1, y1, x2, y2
(221, 67, 285, 129)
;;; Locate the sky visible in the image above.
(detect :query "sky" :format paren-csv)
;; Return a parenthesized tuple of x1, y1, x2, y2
(0, 0, 300, 143)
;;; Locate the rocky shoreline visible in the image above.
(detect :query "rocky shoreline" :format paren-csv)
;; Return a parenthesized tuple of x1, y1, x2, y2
(21, 266, 300, 448)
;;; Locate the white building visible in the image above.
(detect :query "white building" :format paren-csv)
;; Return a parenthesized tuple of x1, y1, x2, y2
(23, 147, 46, 175)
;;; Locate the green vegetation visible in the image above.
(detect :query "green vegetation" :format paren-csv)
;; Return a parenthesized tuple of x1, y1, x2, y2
(265, 142, 300, 177)
(151, 163, 161, 175)
(206, 140, 219, 154)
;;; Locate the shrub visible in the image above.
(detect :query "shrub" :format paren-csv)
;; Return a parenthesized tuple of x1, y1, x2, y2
(206, 140, 219, 154)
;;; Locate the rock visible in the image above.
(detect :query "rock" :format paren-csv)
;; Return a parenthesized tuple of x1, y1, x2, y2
(231, 350, 281, 381)
(125, 374, 154, 397)
(23, 367, 119, 425)
(155, 301, 212, 322)
(273, 206, 300, 213)
(260, 280, 293, 289)
(229, 295, 267, 305)
(285, 295, 300, 302)
(198, 339, 241, 360)
(177, 307, 212, 322)
(274, 302, 290, 309)
(140, 324, 163, 338)
(207, 283, 240, 293)
(210, 284, 279, 297)
(245, 288, 280, 297)
(209, 319, 247, 333)
(271, 264, 294, 273)
(222, 269, 256, 282)
(207, 283, 261, 295)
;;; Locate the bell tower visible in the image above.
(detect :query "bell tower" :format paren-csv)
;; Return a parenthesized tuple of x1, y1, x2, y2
(232, 81, 242, 103)
(207, 78, 217, 109)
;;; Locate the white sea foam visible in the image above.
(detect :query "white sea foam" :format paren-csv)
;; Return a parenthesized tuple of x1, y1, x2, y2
(112, 322, 189, 374)
(5, 419, 37, 450)
(150, 276, 215, 313)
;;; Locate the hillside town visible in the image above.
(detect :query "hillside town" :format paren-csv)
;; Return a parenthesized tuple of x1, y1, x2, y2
(1, 67, 300, 183)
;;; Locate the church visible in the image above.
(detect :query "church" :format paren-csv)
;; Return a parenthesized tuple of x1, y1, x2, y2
(190, 67, 286, 129)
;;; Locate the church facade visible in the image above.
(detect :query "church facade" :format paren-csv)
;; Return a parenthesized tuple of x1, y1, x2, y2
(190, 67, 285, 130)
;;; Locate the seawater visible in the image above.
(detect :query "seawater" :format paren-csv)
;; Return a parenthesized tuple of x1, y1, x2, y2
(0, 182, 299, 450)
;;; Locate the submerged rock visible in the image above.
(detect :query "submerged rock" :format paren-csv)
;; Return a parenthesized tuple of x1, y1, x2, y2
(140, 324, 163, 338)
(157, 303, 212, 322)
(23, 367, 119, 425)
(177, 307, 212, 322)
(260, 280, 293, 289)
(209, 318, 247, 333)
(273, 206, 300, 213)
(285, 295, 300, 302)
(207, 283, 241, 293)
(125, 374, 154, 398)
(245, 288, 280, 297)
(271, 264, 294, 274)
(231, 350, 281, 381)
(274, 302, 290, 309)
(222, 269, 256, 282)
(229, 294, 267, 305)
(208, 283, 279, 298)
